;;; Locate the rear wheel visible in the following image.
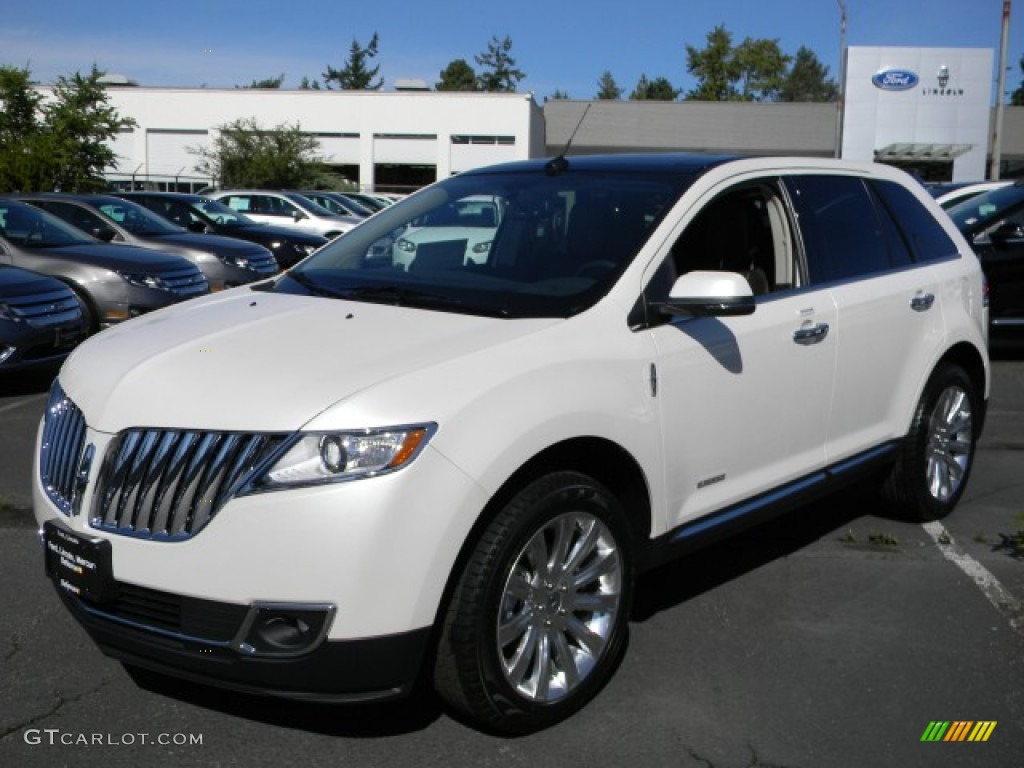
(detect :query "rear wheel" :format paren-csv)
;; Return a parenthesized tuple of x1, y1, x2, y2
(882, 364, 978, 521)
(434, 472, 633, 734)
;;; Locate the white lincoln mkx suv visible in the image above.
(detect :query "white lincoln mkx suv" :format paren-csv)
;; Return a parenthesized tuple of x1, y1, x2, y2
(35, 154, 989, 734)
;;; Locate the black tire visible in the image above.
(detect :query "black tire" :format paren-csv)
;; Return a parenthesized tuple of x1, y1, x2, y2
(882, 364, 978, 521)
(434, 471, 634, 734)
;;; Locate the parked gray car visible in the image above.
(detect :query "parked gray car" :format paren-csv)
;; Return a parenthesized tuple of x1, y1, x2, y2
(21, 194, 279, 291)
(0, 199, 209, 333)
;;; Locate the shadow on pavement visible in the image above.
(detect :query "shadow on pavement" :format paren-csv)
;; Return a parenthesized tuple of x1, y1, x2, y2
(0, 365, 59, 396)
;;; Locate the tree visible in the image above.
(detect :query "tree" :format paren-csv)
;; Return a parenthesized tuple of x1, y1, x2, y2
(595, 71, 623, 100)
(733, 37, 790, 102)
(323, 33, 383, 90)
(1011, 54, 1024, 106)
(299, 76, 322, 90)
(685, 25, 741, 101)
(475, 35, 525, 92)
(778, 47, 838, 102)
(0, 65, 49, 192)
(549, 89, 570, 100)
(629, 74, 680, 101)
(436, 59, 479, 92)
(42, 66, 136, 192)
(240, 74, 285, 89)
(190, 118, 325, 188)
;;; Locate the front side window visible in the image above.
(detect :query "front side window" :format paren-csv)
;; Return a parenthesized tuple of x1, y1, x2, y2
(870, 180, 959, 263)
(276, 169, 692, 318)
(786, 175, 893, 284)
(0, 202, 97, 248)
(96, 201, 181, 236)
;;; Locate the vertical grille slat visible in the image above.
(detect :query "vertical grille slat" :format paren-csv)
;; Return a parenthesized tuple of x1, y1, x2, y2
(39, 383, 88, 516)
(91, 427, 285, 541)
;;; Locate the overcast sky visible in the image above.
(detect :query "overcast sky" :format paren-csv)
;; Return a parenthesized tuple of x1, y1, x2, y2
(4, 0, 1022, 101)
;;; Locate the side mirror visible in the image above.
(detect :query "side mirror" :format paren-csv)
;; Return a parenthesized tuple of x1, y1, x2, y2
(660, 271, 756, 317)
(989, 221, 1024, 246)
(292, 210, 307, 222)
(92, 226, 117, 242)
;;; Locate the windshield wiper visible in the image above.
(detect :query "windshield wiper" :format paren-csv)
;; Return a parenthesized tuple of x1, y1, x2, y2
(346, 285, 510, 317)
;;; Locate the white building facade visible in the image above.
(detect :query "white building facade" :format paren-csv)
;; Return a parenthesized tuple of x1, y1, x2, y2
(841, 47, 994, 181)
(82, 88, 545, 191)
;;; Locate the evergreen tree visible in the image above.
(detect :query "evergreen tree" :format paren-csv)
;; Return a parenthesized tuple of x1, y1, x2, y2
(323, 33, 383, 90)
(733, 37, 790, 102)
(1011, 54, 1024, 106)
(596, 71, 623, 100)
(685, 25, 740, 101)
(240, 74, 285, 89)
(436, 59, 479, 91)
(630, 74, 679, 101)
(475, 35, 525, 92)
(549, 89, 570, 100)
(778, 46, 838, 102)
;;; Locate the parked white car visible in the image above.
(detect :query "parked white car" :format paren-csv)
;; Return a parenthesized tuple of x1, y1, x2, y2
(210, 190, 360, 238)
(35, 154, 989, 734)
(931, 180, 1012, 209)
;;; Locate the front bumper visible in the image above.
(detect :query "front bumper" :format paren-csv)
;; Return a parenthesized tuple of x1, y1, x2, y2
(53, 582, 430, 702)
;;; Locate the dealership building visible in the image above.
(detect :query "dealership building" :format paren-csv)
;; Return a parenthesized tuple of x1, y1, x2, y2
(50, 46, 1023, 191)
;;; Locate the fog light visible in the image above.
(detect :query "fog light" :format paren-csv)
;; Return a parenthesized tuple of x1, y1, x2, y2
(0, 345, 15, 365)
(232, 603, 335, 657)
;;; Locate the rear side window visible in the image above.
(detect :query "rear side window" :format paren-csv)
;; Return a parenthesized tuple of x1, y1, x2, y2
(870, 180, 959, 263)
(786, 175, 892, 284)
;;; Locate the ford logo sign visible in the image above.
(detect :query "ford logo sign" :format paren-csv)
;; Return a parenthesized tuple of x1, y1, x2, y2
(872, 69, 919, 91)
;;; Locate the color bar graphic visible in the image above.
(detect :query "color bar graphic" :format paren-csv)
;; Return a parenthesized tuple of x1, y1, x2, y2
(920, 721, 996, 742)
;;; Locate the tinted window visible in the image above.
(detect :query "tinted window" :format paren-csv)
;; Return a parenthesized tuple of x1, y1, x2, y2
(871, 179, 959, 263)
(786, 175, 890, 283)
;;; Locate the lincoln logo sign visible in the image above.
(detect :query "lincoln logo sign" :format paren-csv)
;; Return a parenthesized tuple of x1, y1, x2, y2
(872, 69, 919, 91)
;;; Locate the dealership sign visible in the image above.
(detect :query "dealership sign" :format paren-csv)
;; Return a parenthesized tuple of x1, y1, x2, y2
(872, 69, 920, 91)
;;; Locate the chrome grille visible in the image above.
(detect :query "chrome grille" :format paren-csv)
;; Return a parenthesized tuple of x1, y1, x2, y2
(91, 429, 285, 540)
(6, 286, 82, 328)
(245, 252, 280, 274)
(39, 383, 89, 516)
(161, 266, 209, 297)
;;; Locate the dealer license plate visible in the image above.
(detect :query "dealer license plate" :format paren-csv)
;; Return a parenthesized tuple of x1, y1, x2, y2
(43, 519, 118, 604)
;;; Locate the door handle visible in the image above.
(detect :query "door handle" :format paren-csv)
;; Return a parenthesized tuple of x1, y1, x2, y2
(910, 292, 935, 312)
(793, 322, 830, 345)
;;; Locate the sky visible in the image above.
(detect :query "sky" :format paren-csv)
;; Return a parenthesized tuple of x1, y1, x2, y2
(3, 0, 1023, 102)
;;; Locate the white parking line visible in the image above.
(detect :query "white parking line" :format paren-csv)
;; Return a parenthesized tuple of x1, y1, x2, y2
(0, 394, 46, 417)
(923, 520, 1024, 636)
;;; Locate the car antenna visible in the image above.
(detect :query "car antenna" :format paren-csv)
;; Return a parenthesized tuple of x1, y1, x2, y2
(545, 104, 591, 176)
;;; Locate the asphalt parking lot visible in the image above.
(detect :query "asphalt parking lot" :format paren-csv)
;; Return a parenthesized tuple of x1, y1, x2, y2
(1, 354, 1022, 768)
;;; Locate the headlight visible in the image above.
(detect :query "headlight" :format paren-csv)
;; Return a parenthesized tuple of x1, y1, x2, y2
(472, 241, 492, 254)
(118, 271, 168, 291)
(256, 424, 436, 489)
(300, 244, 318, 256)
(215, 253, 251, 268)
(395, 238, 416, 253)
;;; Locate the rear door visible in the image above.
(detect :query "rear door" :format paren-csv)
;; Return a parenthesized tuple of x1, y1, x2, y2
(785, 174, 947, 463)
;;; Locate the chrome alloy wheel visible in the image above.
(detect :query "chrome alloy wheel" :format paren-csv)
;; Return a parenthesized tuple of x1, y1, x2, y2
(925, 384, 973, 503)
(496, 511, 623, 703)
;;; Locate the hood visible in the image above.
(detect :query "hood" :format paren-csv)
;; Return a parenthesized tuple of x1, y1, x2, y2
(144, 232, 271, 257)
(45, 243, 192, 272)
(0, 264, 63, 294)
(59, 288, 557, 434)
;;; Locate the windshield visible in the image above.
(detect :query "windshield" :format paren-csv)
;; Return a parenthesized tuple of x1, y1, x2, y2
(281, 169, 690, 318)
(947, 184, 1024, 233)
(0, 201, 97, 248)
(97, 199, 184, 236)
(193, 198, 256, 228)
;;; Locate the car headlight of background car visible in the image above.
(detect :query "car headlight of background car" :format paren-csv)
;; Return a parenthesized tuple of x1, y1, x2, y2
(117, 271, 173, 292)
(254, 424, 436, 489)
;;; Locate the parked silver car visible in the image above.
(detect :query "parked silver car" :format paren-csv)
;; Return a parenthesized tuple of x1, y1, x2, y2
(21, 194, 279, 291)
(0, 199, 209, 332)
(210, 190, 361, 238)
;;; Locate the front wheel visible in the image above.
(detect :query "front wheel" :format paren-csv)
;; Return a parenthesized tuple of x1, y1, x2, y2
(882, 364, 979, 521)
(434, 472, 634, 734)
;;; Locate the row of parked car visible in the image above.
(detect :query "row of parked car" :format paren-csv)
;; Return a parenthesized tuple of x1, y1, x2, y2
(0, 188, 402, 375)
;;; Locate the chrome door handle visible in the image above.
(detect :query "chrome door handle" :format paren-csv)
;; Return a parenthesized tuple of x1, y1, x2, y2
(793, 322, 830, 345)
(910, 292, 935, 312)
